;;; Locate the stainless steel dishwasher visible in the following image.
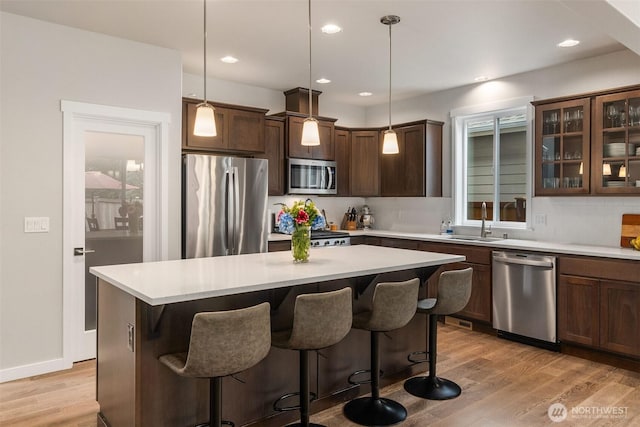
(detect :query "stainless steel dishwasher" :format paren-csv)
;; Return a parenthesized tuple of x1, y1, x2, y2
(492, 251, 557, 349)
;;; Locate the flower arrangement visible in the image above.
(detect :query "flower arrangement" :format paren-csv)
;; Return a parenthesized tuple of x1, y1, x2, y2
(277, 199, 326, 262)
(276, 199, 326, 234)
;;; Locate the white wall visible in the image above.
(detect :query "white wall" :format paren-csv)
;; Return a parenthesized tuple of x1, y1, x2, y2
(0, 12, 183, 379)
(364, 49, 640, 246)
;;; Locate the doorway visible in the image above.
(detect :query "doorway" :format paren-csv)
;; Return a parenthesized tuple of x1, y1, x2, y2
(62, 101, 170, 363)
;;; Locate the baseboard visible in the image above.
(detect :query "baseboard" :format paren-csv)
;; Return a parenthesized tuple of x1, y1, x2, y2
(0, 357, 71, 383)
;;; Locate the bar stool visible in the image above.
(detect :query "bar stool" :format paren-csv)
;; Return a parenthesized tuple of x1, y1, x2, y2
(404, 267, 473, 400)
(272, 287, 353, 427)
(343, 278, 420, 426)
(159, 302, 271, 427)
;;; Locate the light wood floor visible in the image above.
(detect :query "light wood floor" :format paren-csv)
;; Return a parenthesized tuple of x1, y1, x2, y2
(1, 324, 639, 426)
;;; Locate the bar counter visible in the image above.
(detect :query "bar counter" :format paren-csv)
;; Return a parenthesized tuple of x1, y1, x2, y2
(91, 245, 464, 426)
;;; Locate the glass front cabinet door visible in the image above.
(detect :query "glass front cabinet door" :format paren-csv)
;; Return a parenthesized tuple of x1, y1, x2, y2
(535, 98, 590, 195)
(594, 89, 640, 194)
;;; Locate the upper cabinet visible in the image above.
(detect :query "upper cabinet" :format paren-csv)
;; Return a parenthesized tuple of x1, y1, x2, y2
(534, 98, 591, 195)
(350, 130, 380, 196)
(286, 115, 336, 160)
(334, 128, 351, 196)
(261, 117, 286, 196)
(380, 121, 443, 197)
(593, 88, 640, 194)
(533, 84, 640, 197)
(182, 98, 267, 154)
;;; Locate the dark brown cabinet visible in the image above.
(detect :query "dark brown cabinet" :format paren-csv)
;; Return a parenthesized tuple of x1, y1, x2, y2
(418, 242, 492, 324)
(533, 84, 640, 196)
(600, 280, 640, 356)
(593, 88, 640, 194)
(558, 256, 640, 358)
(380, 121, 443, 197)
(268, 240, 290, 252)
(262, 117, 285, 196)
(334, 128, 351, 196)
(558, 275, 599, 347)
(182, 98, 267, 153)
(350, 130, 380, 196)
(381, 124, 425, 196)
(534, 98, 591, 195)
(286, 115, 335, 160)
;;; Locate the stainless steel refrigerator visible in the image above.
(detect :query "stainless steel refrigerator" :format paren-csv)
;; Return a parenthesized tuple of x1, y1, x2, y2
(182, 154, 269, 258)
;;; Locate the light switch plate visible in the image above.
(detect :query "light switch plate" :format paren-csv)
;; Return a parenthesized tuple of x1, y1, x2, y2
(24, 217, 50, 233)
(534, 214, 546, 226)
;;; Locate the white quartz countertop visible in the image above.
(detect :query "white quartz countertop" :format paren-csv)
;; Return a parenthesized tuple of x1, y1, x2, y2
(269, 230, 640, 260)
(343, 230, 640, 261)
(90, 245, 465, 306)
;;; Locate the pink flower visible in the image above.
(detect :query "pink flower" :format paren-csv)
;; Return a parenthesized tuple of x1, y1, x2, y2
(295, 209, 309, 224)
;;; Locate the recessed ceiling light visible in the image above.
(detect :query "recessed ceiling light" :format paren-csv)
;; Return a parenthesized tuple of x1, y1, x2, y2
(187, 92, 197, 98)
(359, 92, 373, 97)
(316, 78, 331, 84)
(220, 56, 239, 63)
(474, 76, 490, 82)
(321, 24, 342, 34)
(558, 39, 580, 48)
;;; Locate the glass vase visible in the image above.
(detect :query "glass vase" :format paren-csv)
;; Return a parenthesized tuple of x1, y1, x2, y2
(291, 225, 311, 263)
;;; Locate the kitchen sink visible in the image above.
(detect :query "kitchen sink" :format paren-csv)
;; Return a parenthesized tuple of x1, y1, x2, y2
(448, 235, 503, 242)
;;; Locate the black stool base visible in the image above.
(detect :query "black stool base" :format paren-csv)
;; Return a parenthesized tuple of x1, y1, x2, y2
(343, 397, 407, 426)
(404, 375, 461, 400)
(284, 423, 325, 427)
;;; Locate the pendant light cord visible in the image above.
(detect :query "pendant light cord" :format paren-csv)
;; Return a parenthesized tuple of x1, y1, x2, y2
(308, 0, 313, 118)
(388, 22, 392, 131)
(203, 0, 208, 104)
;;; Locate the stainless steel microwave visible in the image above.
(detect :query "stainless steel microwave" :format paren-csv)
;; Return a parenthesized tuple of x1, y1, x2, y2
(288, 158, 337, 195)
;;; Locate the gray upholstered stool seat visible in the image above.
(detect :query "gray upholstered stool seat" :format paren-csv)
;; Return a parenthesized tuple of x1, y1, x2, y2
(343, 278, 420, 426)
(159, 302, 271, 427)
(272, 287, 352, 427)
(404, 267, 473, 400)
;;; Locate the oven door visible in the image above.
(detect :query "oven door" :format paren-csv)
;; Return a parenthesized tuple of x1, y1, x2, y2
(288, 159, 337, 194)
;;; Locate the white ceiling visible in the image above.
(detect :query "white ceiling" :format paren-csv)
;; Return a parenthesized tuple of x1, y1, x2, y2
(1, 0, 638, 107)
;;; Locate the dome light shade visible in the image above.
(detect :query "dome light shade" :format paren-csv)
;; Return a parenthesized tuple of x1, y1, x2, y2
(194, 103, 217, 137)
(382, 130, 399, 154)
(301, 117, 320, 146)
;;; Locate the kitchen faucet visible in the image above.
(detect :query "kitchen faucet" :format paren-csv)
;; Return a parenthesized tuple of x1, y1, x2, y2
(481, 201, 492, 238)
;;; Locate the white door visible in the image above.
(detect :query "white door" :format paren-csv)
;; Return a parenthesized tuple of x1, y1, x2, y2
(62, 101, 170, 363)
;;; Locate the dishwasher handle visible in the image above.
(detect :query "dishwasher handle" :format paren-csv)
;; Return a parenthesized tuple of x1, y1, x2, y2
(493, 255, 554, 268)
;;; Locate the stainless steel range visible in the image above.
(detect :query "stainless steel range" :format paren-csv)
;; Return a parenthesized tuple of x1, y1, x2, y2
(310, 230, 351, 248)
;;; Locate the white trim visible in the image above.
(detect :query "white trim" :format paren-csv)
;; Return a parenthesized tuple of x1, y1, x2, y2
(451, 99, 534, 230)
(0, 358, 70, 384)
(450, 96, 534, 118)
(61, 100, 171, 368)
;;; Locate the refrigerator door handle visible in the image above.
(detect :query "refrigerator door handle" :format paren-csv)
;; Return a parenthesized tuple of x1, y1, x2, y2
(225, 169, 233, 256)
(232, 167, 240, 255)
(326, 166, 333, 190)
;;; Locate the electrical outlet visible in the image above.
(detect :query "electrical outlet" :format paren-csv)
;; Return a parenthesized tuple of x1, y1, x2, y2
(24, 217, 50, 233)
(534, 214, 546, 226)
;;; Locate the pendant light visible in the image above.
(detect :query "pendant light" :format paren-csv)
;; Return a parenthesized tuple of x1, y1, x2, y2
(193, 0, 217, 137)
(301, 0, 321, 146)
(381, 15, 400, 154)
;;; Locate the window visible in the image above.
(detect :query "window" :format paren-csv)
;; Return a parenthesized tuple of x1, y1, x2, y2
(452, 100, 532, 229)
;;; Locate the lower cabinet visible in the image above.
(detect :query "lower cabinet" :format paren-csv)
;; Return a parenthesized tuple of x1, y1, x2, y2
(268, 240, 290, 252)
(363, 238, 492, 324)
(558, 256, 640, 358)
(558, 275, 599, 347)
(599, 280, 640, 356)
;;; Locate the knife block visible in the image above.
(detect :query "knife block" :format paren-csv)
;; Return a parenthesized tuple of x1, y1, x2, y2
(340, 213, 357, 230)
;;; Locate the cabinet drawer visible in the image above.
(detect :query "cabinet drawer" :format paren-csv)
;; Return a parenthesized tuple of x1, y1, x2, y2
(558, 256, 640, 283)
(418, 242, 491, 265)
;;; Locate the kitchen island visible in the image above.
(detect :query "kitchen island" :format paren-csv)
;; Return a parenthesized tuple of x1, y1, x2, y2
(90, 245, 464, 427)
